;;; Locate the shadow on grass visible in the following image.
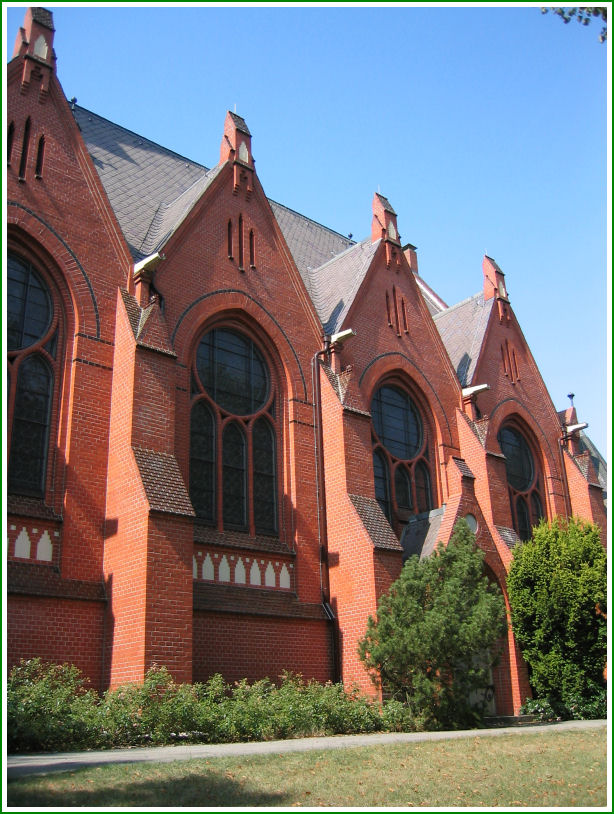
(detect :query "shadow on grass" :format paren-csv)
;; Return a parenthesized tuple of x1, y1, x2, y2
(7, 766, 287, 808)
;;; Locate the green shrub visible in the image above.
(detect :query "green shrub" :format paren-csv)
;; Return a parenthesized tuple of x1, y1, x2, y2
(8, 662, 441, 754)
(358, 519, 507, 730)
(507, 517, 606, 711)
(380, 699, 428, 732)
(564, 687, 607, 720)
(7, 658, 100, 752)
(100, 666, 205, 745)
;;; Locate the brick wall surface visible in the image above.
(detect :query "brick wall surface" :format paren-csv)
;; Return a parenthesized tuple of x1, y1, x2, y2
(7, 596, 106, 690)
(6, 11, 605, 716)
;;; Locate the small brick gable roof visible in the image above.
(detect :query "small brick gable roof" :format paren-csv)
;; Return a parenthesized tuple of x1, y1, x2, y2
(433, 292, 493, 386)
(349, 494, 402, 552)
(133, 447, 194, 517)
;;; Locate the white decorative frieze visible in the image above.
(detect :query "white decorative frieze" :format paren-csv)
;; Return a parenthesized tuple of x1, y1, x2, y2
(8, 524, 58, 563)
(193, 547, 293, 591)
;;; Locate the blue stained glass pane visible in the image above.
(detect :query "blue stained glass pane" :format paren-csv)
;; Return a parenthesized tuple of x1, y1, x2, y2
(7, 254, 52, 351)
(9, 355, 53, 495)
(371, 386, 422, 460)
(253, 418, 277, 534)
(196, 328, 269, 415)
(498, 427, 534, 492)
(190, 401, 216, 522)
(516, 496, 531, 542)
(373, 450, 391, 520)
(223, 422, 247, 529)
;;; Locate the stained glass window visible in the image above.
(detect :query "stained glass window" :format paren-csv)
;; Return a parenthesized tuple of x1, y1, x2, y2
(190, 327, 278, 535)
(371, 384, 434, 527)
(7, 252, 58, 498)
(497, 425, 545, 541)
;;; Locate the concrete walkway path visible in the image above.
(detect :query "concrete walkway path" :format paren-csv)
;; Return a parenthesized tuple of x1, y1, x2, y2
(7, 719, 607, 779)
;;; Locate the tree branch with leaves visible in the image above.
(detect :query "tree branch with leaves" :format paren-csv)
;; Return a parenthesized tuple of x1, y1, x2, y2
(541, 7, 608, 42)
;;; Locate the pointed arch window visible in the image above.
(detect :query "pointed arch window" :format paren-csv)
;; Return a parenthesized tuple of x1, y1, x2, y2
(7, 252, 62, 497)
(371, 384, 435, 528)
(497, 425, 545, 541)
(190, 327, 279, 536)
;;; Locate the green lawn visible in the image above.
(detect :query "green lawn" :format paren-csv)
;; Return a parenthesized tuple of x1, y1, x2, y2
(7, 726, 607, 808)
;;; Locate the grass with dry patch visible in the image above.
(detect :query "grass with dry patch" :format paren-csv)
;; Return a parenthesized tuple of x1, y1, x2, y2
(7, 726, 607, 808)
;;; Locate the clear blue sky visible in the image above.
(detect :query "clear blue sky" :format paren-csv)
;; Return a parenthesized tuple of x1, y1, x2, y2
(4, 3, 610, 457)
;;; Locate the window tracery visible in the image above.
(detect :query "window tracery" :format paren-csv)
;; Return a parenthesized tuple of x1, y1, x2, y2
(190, 326, 278, 535)
(7, 252, 61, 497)
(371, 383, 434, 528)
(497, 424, 545, 540)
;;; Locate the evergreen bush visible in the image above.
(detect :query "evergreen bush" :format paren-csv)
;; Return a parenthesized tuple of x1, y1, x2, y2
(507, 517, 606, 716)
(358, 519, 508, 729)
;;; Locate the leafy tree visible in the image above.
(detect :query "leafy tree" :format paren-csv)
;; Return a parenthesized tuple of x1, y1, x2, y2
(507, 517, 606, 711)
(541, 7, 608, 42)
(358, 519, 507, 729)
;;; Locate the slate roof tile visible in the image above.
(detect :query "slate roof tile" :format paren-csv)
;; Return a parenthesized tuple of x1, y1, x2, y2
(433, 292, 493, 386)
(400, 506, 445, 560)
(73, 103, 448, 336)
(309, 239, 379, 334)
(496, 525, 520, 549)
(269, 199, 356, 297)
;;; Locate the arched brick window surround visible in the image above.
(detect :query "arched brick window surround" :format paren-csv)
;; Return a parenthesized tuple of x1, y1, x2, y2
(189, 320, 280, 537)
(370, 376, 437, 532)
(7, 247, 66, 502)
(497, 421, 546, 541)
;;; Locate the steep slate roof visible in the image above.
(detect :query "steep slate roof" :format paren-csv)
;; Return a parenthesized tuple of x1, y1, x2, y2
(74, 103, 481, 351)
(73, 105, 357, 277)
(73, 105, 210, 261)
(413, 271, 448, 316)
(309, 239, 380, 334)
(433, 292, 493, 386)
(576, 432, 608, 492)
(268, 200, 355, 296)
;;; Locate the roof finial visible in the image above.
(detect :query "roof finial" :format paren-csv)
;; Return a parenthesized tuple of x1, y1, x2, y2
(234, 103, 237, 113)
(568, 392, 575, 407)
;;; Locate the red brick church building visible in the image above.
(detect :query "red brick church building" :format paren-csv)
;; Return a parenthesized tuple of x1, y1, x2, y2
(6, 8, 606, 715)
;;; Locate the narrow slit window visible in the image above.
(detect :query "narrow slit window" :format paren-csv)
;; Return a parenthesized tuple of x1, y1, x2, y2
(19, 117, 31, 179)
(401, 297, 409, 333)
(386, 291, 392, 326)
(238, 215, 244, 269)
(249, 229, 255, 267)
(511, 349, 519, 382)
(8, 121, 15, 164)
(227, 219, 233, 259)
(392, 286, 401, 336)
(35, 135, 45, 177)
(501, 344, 508, 376)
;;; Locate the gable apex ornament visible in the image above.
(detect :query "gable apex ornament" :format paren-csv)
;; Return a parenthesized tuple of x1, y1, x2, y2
(13, 7, 56, 101)
(372, 193, 401, 269)
(220, 110, 254, 198)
